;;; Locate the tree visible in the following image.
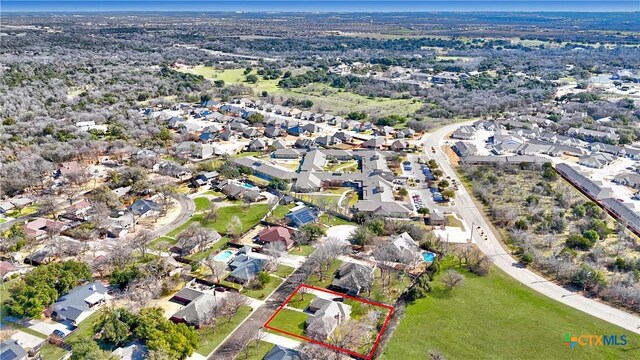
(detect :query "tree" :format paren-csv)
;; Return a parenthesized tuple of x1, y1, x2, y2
(226, 216, 243, 239)
(264, 241, 287, 268)
(418, 207, 430, 216)
(214, 80, 225, 87)
(301, 223, 325, 242)
(438, 179, 449, 189)
(308, 238, 349, 282)
(246, 113, 265, 124)
(245, 74, 258, 83)
(95, 308, 132, 346)
(565, 234, 595, 251)
(203, 254, 227, 283)
(130, 230, 153, 259)
(204, 203, 219, 224)
(441, 270, 464, 291)
(429, 350, 447, 360)
(349, 226, 373, 246)
(291, 230, 311, 250)
(442, 188, 456, 200)
(222, 292, 247, 321)
(69, 336, 119, 360)
(406, 273, 431, 302)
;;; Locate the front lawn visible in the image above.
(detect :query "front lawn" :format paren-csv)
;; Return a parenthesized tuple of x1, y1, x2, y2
(234, 340, 272, 360)
(305, 259, 342, 288)
(274, 265, 295, 278)
(267, 308, 308, 336)
(195, 305, 252, 356)
(444, 214, 464, 229)
(288, 245, 315, 257)
(380, 262, 640, 360)
(194, 197, 211, 212)
(65, 310, 102, 343)
(149, 236, 177, 250)
(240, 276, 283, 300)
(288, 292, 316, 310)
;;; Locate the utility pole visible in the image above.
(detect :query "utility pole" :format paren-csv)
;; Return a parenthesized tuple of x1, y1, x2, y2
(470, 221, 474, 243)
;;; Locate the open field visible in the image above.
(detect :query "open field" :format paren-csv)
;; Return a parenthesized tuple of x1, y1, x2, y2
(179, 67, 422, 118)
(380, 260, 640, 360)
(166, 203, 270, 237)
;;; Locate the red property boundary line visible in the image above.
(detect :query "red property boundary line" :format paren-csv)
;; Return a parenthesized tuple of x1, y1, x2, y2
(263, 284, 395, 360)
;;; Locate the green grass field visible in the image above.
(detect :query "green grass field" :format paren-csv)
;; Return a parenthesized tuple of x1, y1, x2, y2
(274, 265, 295, 278)
(288, 244, 315, 257)
(180, 67, 422, 118)
(272, 204, 295, 220)
(240, 276, 283, 300)
(166, 204, 270, 237)
(288, 293, 316, 310)
(194, 197, 211, 212)
(267, 308, 308, 336)
(196, 306, 252, 356)
(235, 340, 272, 360)
(380, 262, 640, 360)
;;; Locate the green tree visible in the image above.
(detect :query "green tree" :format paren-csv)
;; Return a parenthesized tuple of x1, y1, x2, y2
(406, 274, 431, 302)
(246, 112, 265, 124)
(583, 229, 600, 243)
(214, 80, 225, 87)
(245, 74, 258, 83)
(70, 336, 118, 360)
(301, 223, 325, 241)
(349, 226, 373, 246)
(418, 208, 430, 216)
(442, 188, 456, 200)
(365, 218, 385, 236)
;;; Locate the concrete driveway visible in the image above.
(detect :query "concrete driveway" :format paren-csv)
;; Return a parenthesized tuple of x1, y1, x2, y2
(28, 319, 74, 337)
(11, 330, 46, 350)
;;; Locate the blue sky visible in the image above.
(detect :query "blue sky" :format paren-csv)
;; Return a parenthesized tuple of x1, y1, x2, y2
(3, 1, 639, 13)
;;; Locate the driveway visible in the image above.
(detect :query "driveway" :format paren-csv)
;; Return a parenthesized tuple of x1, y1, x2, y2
(11, 330, 46, 349)
(28, 318, 74, 337)
(325, 225, 357, 242)
(262, 333, 302, 349)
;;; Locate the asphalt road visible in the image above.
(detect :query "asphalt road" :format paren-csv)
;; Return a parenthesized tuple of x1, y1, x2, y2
(425, 121, 640, 334)
(208, 261, 317, 360)
(148, 194, 195, 239)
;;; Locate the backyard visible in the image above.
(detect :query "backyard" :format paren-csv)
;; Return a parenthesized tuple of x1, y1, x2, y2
(380, 260, 640, 360)
(166, 203, 270, 237)
(196, 305, 253, 356)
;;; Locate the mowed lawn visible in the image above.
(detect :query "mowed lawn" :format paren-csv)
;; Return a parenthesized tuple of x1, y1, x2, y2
(380, 264, 640, 360)
(166, 204, 269, 237)
(267, 308, 308, 336)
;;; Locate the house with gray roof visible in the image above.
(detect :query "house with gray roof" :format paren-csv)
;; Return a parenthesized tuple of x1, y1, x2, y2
(170, 289, 221, 328)
(51, 281, 108, 324)
(329, 262, 374, 295)
(612, 173, 640, 188)
(227, 255, 266, 285)
(264, 345, 308, 360)
(451, 125, 476, 140)
(0, 339, 27, 360)
(452, 141, 477, 157)
(334, 131, 353, 142)
(233, 157, 296, 182)
(361, 136, 385, 149)
(556, 164, 614, 200)
(305, 298, 351, 340)
(248, 138, 268, 151)
(578, 153, 616, 169)
(390, 232, 422, 262)
(128, 199, 159, 218)
(567, 127, 620, 143)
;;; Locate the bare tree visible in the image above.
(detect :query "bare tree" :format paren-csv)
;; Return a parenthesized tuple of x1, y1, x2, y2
(130, 230, 153, 259)
(263, 241, 286, 269)
(226, 215, 243, 239)
(308, 237, 349, 282)
(203, 254, 228, 283)
(222, 292, 248, 321)
(39, 196, 58, 219)
(204, 203, 219, 224)
(429, 350, 447, 360)
(441, 270, 465, 291)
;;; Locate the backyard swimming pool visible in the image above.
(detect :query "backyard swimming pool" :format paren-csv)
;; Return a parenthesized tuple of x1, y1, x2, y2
(213, 249, 235, 262)
(422, 252, 436, 263)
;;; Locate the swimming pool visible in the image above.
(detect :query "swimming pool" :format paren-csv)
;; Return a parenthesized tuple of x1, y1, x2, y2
(241, 182, 257, 190)
(213, 250, 235, 262)
(422, 252, 435, 263)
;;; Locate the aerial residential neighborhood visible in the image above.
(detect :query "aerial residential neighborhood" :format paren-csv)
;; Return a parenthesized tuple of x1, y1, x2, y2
(1, 4, 640, 360)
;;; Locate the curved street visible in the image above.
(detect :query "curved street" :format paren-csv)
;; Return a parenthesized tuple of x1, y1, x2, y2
(425, 121, 640, 334)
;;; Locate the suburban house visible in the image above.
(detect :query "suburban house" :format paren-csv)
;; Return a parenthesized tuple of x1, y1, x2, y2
(428, 210, 446, 226)
(264, 345, 309, 360)
(305, 298, 352, 340)
(65, 200, 92, 220)
(612, 172, 640, 188)
(0, 261, 18, 280)
(55, 161, 83, 178)
(361, 137, 385, 149)
(256, 226, 294, 250)
(390, 232, 422, 261)
(23, 218, 66, 239)
(248, 138, 268, 151)
(0, 339, 27, 360)
(452, 141, 477, 157)
(329, 262, 374, 295)
(111, 341, 147, 360)
(50, 281, 108, 324)
(174, 229, 221, 256)
(566, 127, 620, 143)
(451, 125, 476, 140)
(285, 206, 318, 227)
(192, 171, 219, 187)
(128, 199, 160, 218)
(227, 254, 266, 285)
(170, 288, 221, 328)
(577, 153, 616, 169)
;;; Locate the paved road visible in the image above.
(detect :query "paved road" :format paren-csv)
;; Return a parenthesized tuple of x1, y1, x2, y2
(208, 261, 317, 360)
(425, 121, 640, 334)
(148, 194, 195, 239)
